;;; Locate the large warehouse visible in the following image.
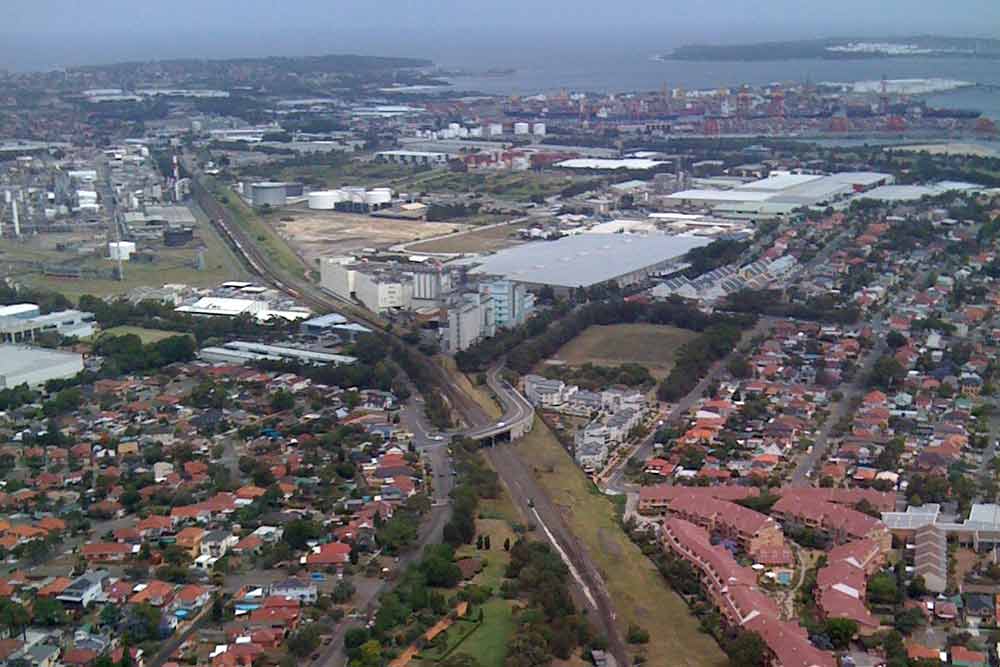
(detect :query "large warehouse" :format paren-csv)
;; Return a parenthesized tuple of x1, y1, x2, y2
(458, 233, 711, 290)
(0, 345, 84, 388)
(666, 171, 895, 215)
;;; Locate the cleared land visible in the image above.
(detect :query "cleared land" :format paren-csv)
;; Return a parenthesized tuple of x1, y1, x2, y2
(407, 221, 527, 254)
(269, 209, 466, 266)
(515, 420, 728, 667)
(0, 203, 248, 299)
(549, 324, 698, 376)
(93, 326, 188, 344)
(896, 142, 1000, 158)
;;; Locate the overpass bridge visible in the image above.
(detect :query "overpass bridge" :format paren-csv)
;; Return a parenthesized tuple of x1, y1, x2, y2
(464, 364, 534, 444)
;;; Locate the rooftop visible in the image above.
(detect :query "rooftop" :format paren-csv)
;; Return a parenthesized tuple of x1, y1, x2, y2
(458, 233, 710, 288)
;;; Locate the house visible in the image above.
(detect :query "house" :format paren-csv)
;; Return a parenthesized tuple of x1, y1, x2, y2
(130, 580, 175, 607)
(81, 542, 136, 563)
(174, 585, 211, 615)
(175, 527, 205, 559)
(56, 571, 108, 608)
(23, 644, 59, 667)
(201, 531, 237, 559)
(304, 542, 351, 569)
(268, 578, 318, 604)
(952, 646, 987, 667)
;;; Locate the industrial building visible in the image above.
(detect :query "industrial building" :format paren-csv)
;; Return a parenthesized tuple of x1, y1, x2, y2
(0, 345, 84, 388)
(458, 233, 711, 291)
(320, 257, 456, 313)
(174, 297, 311, 322)
(666, 170, 895, 215)
(374, 150, 449, 167)
(0, 304, 95, 342)
(198, 341, 357, 366)
(300, 313, 374, 341)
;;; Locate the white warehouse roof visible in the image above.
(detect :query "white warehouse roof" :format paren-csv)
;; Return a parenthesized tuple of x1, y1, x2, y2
(459, 233, 711, 288)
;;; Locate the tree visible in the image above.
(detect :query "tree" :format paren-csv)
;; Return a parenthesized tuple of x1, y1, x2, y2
(894, 607, 926, 635)
(870, 356, 905, 389)
(332, 580, 355, 604)
(867, 572, 899, 605)
(504, 538, 511, 552)
(100, 603, 121, 628)
(288, 624, 321, 658)
(283, 519, 323, 550)
(724, 631, 766, 667)
(0, 599, 29, 639)
(626, 624, 650, 644)
(886, 331, 908, 349)
(31, 597, 67, 626)
(350, 640, 382, 667)
(907, 575, 928, 598)
(211, 595, 224, 622)
(824, 618, 858, 649)
(271, 390, 295, 412)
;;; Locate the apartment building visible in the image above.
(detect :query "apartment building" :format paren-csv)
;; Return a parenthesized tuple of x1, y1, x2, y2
(662, 518, 835, 667)
(667, 494, 787, 559)
(638, 484, 760, 515)
(772, 493, 892, 553)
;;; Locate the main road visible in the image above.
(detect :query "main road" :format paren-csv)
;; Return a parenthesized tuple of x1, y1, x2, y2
(186, 164, 625, 666)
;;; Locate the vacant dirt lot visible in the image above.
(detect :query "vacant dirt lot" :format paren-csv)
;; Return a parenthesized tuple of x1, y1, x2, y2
(269, 209, 467, 265)
(406, 221, 526, 254)
(550, 323, 698, 376)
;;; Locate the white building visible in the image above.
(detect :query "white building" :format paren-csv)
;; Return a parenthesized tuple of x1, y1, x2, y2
(0, 345, 84, 388)
(0, 307, 95, 342)
(354, 270, 414, 313)
(446, 292, 495, 352)
(523, 375, 569, 408)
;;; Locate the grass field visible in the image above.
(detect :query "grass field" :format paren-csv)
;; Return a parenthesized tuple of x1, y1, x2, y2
(549, 324, 698, 377)
(446, 599, 515, 667)
(407, 222, 526, 254)
(92, 326, 188, 344)
(515, 419, 728, 667)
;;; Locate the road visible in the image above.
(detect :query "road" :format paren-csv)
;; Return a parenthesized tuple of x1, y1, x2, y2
(602, 316, 777, 493)
(186, 163, 625, 665)
(788, 331, 886, 485)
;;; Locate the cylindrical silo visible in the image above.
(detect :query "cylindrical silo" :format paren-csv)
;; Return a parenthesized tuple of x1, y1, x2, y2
(308, 190, 343, 210)
(251, 182, 287, 207)
(365, 188, 392, 206)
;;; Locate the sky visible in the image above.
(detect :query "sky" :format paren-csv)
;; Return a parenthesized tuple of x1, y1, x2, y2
(2, 0, 999, 70)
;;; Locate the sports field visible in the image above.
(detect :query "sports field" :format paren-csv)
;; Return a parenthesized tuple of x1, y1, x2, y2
(548, 323, 698, 376)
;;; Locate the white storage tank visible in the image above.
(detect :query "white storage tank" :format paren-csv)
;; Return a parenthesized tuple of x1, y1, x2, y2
(308, 190, 344, 210)
(342, 186, 366, 204)
(365, 188, 393, 206)
(532, 123, 547, 136)
(251, 182, 287, 207)
(489, 123, 504, 136)
(513, 122, 530, 135)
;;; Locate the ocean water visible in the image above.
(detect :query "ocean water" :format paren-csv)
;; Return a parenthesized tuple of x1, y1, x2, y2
(439, 47, 1000, 119)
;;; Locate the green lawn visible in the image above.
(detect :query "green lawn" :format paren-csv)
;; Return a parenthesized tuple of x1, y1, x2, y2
(449, 600, 515, 667)
(515, 419, 728, 667)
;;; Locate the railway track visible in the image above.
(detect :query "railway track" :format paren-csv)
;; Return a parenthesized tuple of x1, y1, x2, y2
(189, 172, 487, 427)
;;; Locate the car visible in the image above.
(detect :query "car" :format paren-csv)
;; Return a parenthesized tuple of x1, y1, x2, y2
(528, 498, 535, 508)
(497, 421, 506, 427)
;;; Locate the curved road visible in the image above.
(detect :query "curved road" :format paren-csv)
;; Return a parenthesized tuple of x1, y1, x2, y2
(187, 165, 625, 666)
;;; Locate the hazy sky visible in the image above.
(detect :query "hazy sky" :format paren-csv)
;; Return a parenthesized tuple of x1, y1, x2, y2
(3, 0, 1000, 70)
